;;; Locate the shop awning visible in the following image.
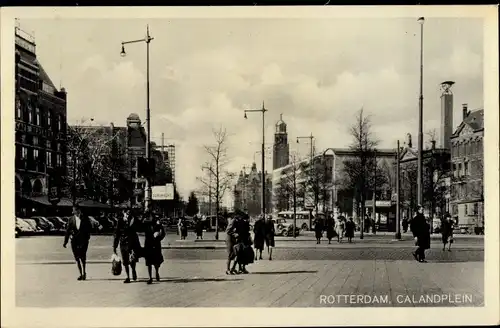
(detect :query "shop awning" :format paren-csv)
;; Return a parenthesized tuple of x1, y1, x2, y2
(20, 195, 73, 207)
(78, 199, 110, 209)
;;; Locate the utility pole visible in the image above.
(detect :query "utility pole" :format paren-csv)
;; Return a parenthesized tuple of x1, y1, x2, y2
(417, 17, 425, 207)
(395, 140, 402, 240)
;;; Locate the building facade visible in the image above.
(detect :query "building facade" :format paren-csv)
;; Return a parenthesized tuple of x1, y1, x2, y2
(273, 114, 290, 170)
(15, 27, 68, 217)
(450, 106, 484, 230)
(233, 163, 273, 216)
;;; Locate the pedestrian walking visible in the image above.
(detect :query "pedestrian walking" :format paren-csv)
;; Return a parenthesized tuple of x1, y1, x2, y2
(195, 215, 204, 240)
(113, 209, 142, 283)
(63, 205, 92, 281)
(441, 213, 454, 252)
(345, 217, 355, 243)
(402, 216, 409, 233)
(234, 213, 252, 274)
(181, 217, 188, 240)
(253, 215, 266, 260)
(325, 216, 335, 244)
(143, 212, 166, 284)
(314, 216, 324, 244)
(264, 215, 275, 260)
(335, 217, 345, 243)
(225, 214, 239, 274)
(410, 205, 431, 263)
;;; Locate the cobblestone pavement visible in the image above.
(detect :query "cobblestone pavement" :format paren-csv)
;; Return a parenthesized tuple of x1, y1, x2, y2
(16, 259, 484, 307)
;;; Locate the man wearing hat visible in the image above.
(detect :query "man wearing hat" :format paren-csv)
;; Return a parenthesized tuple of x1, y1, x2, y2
(410, 205, 431, 262)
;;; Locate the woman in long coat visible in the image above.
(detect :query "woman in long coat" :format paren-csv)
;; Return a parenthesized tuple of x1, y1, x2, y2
(253, 215, 266, 261)
(410, 205, 431, 262)
(440, 213, 454, 252)
(113, 209, 142, 283)
(313, 217, 324, 244)
(143, 212, 166, 284)
(225, 215, 239, 274)
(234, 214, 252, 274)
(264, 215, 275, 261)
(325, 216, 335, 244)
(335, 217, 346, 243)
(345, 217, 355, 243)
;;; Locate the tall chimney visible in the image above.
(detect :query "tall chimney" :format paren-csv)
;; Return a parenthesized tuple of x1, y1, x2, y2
(440, 81, 455, 151)
(462, 103, 468, 120)
(407, 133, 412, 148)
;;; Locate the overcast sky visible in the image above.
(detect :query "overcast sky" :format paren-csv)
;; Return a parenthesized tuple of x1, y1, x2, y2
(18, 17, 483, 198)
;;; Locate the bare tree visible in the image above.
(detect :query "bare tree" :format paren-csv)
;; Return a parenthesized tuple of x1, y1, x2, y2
(275, 153, 305, 232)
(341, 108, 379, 232)
(197, 127, 234, 238)
(64, 123, 124, 204)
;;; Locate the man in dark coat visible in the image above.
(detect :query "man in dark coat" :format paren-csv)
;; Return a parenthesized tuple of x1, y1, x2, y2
(63, 205, 92, 281)
(234, 214, 252, 273)
(441, 213, 454, 252)
(314, 217, 324, 244)
(345, 217, 356, 243)
(410, 205, 431, 262)
(253, 215, 266, 261)
(195, 215, 204, 240)
(264, 215, 275, 260)
(113, 209, 142, 283)
(325, 216, 335, 244)
(143, 212, 166, 284)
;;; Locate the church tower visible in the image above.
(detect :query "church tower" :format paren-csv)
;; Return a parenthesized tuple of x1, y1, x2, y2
(273, 114, 290, 170)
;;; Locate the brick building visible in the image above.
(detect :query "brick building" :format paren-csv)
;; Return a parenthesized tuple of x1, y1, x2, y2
(450, 105, 484, 231)
(233, 162, 273, 216)
(14, 27, 68, 217)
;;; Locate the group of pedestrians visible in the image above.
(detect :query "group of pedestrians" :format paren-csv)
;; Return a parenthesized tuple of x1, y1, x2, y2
(224, 213, 276, 275)
(313, 216, 356, 244)
(64, 205, 166, 284)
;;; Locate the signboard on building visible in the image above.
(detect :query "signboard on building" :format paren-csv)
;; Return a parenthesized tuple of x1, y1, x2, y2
(152, 183, 174, 200)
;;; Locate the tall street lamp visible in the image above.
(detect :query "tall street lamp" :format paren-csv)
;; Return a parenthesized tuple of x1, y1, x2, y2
(322, 148, 336, 217)
(120, 25, 154, 212)
(297, 133, 315, 217)
(244, 102, 268, 217)
(417, 17, 425, 207)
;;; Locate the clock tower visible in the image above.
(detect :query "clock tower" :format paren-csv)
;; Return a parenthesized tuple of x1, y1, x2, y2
(273, 114, 290, 170)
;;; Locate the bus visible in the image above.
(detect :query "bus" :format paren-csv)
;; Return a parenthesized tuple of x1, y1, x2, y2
(275, 210, 325, 231)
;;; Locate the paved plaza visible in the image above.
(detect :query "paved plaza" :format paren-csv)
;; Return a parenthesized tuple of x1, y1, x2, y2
(16, 235, 484, 307)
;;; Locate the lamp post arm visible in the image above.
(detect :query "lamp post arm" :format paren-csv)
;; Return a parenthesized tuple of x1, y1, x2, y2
(122, 38, 148, 45)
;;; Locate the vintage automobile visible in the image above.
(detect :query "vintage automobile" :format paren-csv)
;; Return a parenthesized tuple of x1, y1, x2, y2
(31, 216, 56, 232)
(273, 218, 301, 237)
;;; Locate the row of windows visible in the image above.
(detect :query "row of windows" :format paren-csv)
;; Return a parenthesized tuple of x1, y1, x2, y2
(451, 203, 480, 217)
(16, 101, 65, 131)
(451, 181, 482, 200)
(452, 139, 483, 158)
(17, 146, 63, 168)
(452, 160, 482, 178)
(16, 132, 64, 152)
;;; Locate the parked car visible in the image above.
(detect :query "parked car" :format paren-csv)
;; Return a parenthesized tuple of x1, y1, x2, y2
(46, 216, 67, 231)
(16, 217, 36, 236)
(273, 218, 301, 237)
(21, 218, 42, 233)
(31, 216, 55, 232)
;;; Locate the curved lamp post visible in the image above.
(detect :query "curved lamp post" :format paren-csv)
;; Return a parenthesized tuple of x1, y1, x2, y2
(120, 25, 154, 212)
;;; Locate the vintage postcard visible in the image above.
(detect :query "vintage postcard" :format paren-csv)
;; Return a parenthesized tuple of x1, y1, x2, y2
(1, 5, 498, 327)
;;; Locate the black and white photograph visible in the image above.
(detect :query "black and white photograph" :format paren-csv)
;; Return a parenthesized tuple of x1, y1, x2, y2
(1, 5, 498, 327)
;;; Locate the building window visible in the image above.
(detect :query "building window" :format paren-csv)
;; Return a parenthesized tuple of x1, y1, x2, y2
(46, 151, 52, 167)
(35, 108, 40, 125)
(16, 99, 22, 119)
(464, 204, 468, 216)
(33, 136, 39, 146)
(46, 140, 51, 148)
(33, 149, 39, 160)
(58, 115, 63, 131)
(458, 163, 462, 177)
(47, 111, 52, 127)
(56, 154, 62, 166)
(28, 109, 33, 124)
(464, 162, 469, 176)
(57, 143, 62, 152)
(21, 146, 28, 159)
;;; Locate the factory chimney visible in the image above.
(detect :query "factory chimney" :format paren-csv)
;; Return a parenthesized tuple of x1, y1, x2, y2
(440, 81, 455, 151)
